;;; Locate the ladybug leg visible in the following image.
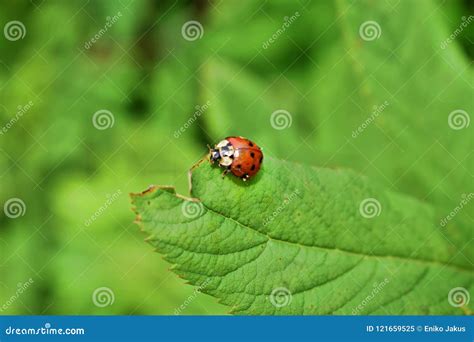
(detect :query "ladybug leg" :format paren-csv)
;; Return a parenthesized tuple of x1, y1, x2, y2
(221, 167, 231, 178)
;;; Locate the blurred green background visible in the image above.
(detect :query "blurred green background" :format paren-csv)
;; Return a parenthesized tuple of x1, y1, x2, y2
(0, 0, 472, 315)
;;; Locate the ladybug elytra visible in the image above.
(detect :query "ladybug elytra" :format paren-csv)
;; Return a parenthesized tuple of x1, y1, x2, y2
(209, 136, 263, 181)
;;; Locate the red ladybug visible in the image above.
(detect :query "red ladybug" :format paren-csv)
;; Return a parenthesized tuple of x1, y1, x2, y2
(209, 136, 263, 181)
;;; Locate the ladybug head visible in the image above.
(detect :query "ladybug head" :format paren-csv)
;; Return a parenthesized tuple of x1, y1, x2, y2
(209, 148, 221, 163)
(209, 139, 234, 165)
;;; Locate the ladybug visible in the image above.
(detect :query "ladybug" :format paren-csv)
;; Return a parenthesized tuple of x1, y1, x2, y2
(209, 136, 263, 181)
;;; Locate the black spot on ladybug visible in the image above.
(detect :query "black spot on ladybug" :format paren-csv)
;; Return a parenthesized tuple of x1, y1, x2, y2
(249, 142, 254, 147)
(251, 164, 256, 171)
(259, 156, 263, 163)
(236, 164, 242, 168)
(250, 152, 255, 158)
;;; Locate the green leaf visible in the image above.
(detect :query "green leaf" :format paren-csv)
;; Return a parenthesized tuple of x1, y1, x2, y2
(307, 0, 473, 242)
(131, 157, 473, 315)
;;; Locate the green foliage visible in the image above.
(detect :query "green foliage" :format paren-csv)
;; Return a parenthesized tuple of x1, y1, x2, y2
(132, 158, 473, 314)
